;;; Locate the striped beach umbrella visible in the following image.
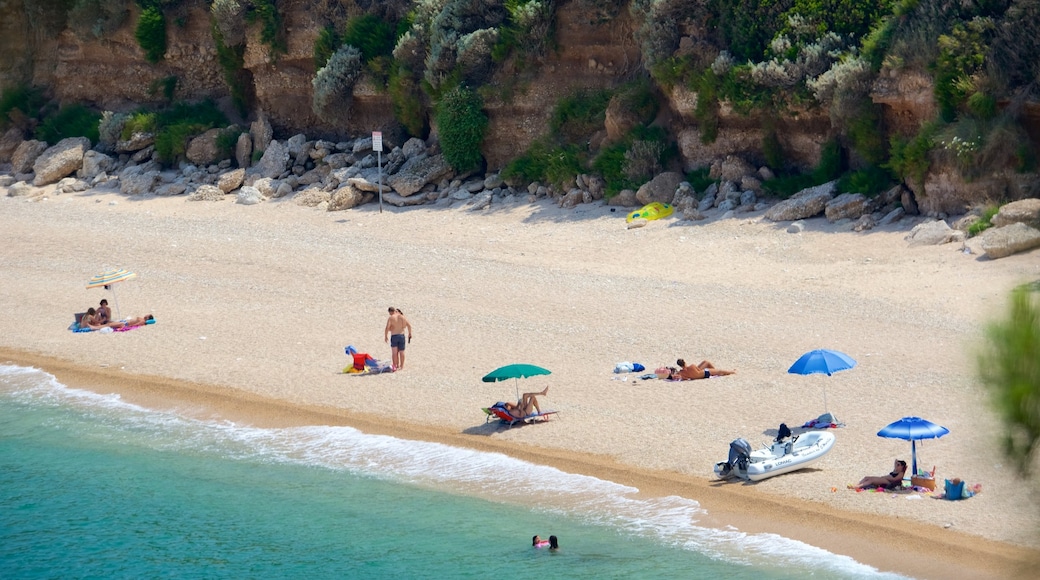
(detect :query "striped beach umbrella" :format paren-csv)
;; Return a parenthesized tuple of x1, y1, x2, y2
(86, 268, 137, 319)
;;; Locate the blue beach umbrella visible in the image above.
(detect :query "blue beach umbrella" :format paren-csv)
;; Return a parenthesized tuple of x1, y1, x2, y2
(788, 349, 857, 416)
(482, 364, 551, 400)
(877, 416, 950, 476)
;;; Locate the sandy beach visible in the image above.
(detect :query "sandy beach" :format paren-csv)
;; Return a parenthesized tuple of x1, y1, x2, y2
(2, 183, 1039, 578)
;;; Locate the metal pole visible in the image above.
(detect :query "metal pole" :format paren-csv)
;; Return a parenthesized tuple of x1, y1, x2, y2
(378, 150, 383, 213)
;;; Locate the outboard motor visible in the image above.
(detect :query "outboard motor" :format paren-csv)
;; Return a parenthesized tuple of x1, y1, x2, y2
(715, 438, 752, 479)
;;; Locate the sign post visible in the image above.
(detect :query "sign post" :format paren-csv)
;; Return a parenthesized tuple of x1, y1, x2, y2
(373, 131, 383, 213)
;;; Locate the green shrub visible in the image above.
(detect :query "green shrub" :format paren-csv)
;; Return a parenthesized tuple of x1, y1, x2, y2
(35, 104, 101, 145)
(314, 25, 339, 70)
(215, 128, 241, 160)
(763, 138, 845, 197)
(967, 205, 998, 236)
(0, 85, 46, 130)
(614, 78, 659, 127)
(592, 141, 634, 196)
(813, 139, 843, 182)
(551, 89, 612, 144)
(121, 111, 158, 139)
(693, 69, 720, 143)
(887, 122, 939, 187)
(846, 104, 887, 165)
(343, 13, 396, 63)
(836, 165, 893, 194)
(98, 111, 129, 147)
(762, 127, 784, 169)
(388, 64, 427, 137)
(436, 85, 488, 173)
(312, 45, 363, 121)
(245, 0, 286, 55)
(543, 144, 584, 188)
(502, 140, 551, 184)
(686, 167, 716, 192)
(967, 91, 997, 120)
(933, 17, 994, 122)
(135, 5, 166, 63)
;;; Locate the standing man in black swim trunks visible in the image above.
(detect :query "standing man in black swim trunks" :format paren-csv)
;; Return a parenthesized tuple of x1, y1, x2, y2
(384, 306, 413, 371)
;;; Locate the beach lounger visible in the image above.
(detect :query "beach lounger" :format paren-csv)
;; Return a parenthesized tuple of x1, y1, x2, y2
(482, 402, 558, 427)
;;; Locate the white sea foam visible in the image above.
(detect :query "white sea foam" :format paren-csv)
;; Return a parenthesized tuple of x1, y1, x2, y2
(0, 364, 906, 579)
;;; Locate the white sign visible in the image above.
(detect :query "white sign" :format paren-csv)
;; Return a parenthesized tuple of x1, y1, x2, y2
(372, 131, 383, 152)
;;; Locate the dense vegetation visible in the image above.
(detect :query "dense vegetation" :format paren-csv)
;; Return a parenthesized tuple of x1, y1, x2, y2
(2, 0, 1038, 198)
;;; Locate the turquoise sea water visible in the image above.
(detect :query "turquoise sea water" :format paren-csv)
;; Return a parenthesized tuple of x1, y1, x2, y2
(0, 365, 906, 579)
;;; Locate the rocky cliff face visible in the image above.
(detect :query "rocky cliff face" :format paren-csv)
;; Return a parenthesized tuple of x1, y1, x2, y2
(2, 0, 1037, 214)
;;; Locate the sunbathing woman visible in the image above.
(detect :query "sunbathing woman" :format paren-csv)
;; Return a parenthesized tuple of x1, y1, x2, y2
(503, 387, 549, 418)
(81, 308, 126, 330)
(674, 359, 736, 380)
(856, 459, 907, 489)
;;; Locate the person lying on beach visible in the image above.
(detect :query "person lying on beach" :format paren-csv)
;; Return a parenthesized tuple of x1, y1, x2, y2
(82, 311, 154, 331)
(855, 459, 907, 489)
(121, 314, 154, 327)
(672, 359, 736, 380)
(503, 387, 549, 418)
(80, 308, 126, 330)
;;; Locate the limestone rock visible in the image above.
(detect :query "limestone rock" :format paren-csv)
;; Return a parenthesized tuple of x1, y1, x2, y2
(7, 181, 34, 197)
(251, 113, 273, 153)
(255, 140, 289, 179)
(386, 154, 452, 197)
(116, 132, 155, 153)
(383, 191, 428, 207)
(346, 176, 384, 193)
(236, 185, 263, 205)
(608, 189, 639, 207)
(235, 132, 253, 169)
(977, 222, 1040, 259)
(991, 198, 1040, 229)
(295, 188, 331, 207)
(11, 140, 48, 174)
(188, 185, 225, 201)
(328, 184, 364, 211)
(764, 182, 836, 222)
(252, 177, 278, 198)
(79, 150, 113, 180)
(825, 193, 869, 222)
(401, 137, 426, 158)
(905, 220, 962, 247)
(560, 188, 584, 209)
(217, 168, 246, 193)
(156, 182, 187, 196)
(186, 128, 224, 166)
(483, 173, 504, 189)
(119, 166, 159, 195)
(0, 127, 23, 163)
(635, 171, 683, 205)
(715, 155, 757, 183)
(468, 191, 493, 210)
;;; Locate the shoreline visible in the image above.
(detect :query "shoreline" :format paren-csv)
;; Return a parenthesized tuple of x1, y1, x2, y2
(5, 347, 1038, 579)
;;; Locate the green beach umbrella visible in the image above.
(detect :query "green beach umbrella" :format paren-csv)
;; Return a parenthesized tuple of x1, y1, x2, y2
(482, 364, 551, 400)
